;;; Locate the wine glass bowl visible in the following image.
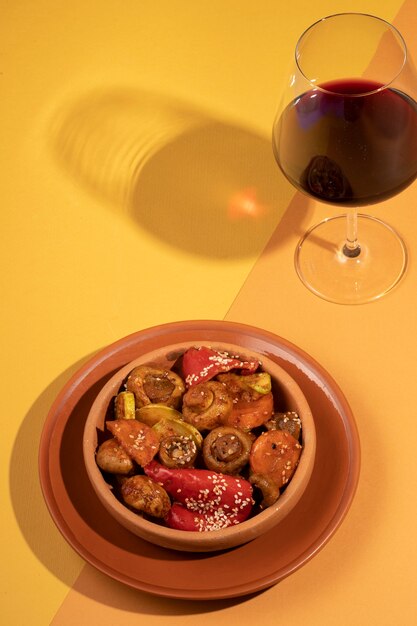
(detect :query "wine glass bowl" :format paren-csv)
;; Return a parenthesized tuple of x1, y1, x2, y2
(272, 13, 417, 304)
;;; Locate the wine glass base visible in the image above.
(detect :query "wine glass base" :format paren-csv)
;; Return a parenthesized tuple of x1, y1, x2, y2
(294, 214, 407, 304)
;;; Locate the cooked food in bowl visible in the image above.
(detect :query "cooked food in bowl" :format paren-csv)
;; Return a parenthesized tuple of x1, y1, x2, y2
(90, 344, 309, 538)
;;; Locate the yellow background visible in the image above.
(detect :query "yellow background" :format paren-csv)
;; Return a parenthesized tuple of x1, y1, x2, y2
(2, 1, 417, 624)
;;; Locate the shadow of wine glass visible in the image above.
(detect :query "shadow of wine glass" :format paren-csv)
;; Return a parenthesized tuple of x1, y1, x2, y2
(129, 120, 297, 258)
(49, 87, 313, 258)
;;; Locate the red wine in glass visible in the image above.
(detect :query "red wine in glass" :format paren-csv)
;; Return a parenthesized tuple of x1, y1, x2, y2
(275, 78, 417, 207)
(272, 13, 417, 304)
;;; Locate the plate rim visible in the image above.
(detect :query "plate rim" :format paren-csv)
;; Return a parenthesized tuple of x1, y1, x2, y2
(38, 320, 361, 599)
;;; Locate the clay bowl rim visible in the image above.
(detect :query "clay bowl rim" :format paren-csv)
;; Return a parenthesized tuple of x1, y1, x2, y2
(83, 341, 317, 552)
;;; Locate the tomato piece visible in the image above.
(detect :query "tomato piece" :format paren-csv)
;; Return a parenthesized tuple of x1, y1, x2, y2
(224, 392, 274, 430)
(249, 430, 302, 486)
(106, 419, 159, 467)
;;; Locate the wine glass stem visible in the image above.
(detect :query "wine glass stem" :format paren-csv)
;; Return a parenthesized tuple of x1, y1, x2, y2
(343, 208, 361, 258)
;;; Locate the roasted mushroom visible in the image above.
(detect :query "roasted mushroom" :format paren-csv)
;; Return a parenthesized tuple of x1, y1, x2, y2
(159, 435, 198, 468)
(202, 426, 252, 474)
(126, 365, 185, 409)
(249, 430, 302, 487)
(249, 473, 280, 509)
(265, 411, 302, 440)
(120, 475, 171, 518)
(182, 380, 233, 431)
(95, 438, 134, 475)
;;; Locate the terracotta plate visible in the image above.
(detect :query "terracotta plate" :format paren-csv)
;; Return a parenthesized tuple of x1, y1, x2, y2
(38, 320, 360, 600)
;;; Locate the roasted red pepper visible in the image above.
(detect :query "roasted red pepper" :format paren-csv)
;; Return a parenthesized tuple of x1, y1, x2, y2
(182, 346, 260, 387)
(144, 460, 254, 531)
(165, 503, 249, 532)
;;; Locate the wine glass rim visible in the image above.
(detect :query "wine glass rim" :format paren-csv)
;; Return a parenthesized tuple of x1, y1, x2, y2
(295, 12, 408, 96)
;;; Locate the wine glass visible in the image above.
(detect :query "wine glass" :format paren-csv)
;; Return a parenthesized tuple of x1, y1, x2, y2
(272, 13, 417, 304)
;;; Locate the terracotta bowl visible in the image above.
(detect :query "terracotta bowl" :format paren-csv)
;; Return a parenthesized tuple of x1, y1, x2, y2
(83, 341, 316, 552)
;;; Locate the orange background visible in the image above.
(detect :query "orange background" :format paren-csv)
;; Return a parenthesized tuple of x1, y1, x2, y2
(2, 1, 417, 624)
